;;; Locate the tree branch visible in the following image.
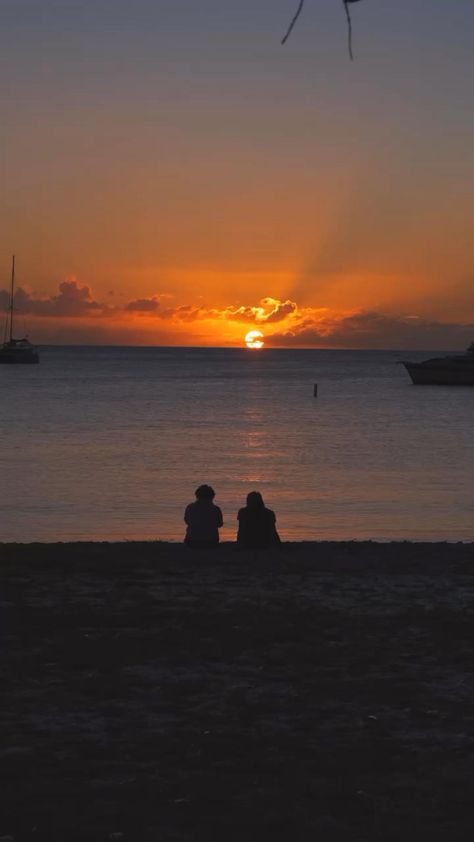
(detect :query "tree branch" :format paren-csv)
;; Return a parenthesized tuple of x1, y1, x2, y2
(281, 1, 360, 60)
(344, 2, 354, 61)
(281, 0, 306, 46)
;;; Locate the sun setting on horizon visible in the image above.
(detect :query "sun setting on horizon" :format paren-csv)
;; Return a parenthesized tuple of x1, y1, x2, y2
(245, 330, 264, 349)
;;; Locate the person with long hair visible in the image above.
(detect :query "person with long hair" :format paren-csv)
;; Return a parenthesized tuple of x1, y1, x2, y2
(237, 491, 280, 550)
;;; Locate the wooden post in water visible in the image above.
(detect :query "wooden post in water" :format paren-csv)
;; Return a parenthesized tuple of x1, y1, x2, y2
(313, 383, 318, 397)
(9, 255, 15, 343)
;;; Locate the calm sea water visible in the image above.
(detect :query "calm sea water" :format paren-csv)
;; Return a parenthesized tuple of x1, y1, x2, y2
(0, 346, 472, 542)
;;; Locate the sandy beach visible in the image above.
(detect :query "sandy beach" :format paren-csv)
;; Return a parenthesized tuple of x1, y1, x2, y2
(1, 541, 473, 841)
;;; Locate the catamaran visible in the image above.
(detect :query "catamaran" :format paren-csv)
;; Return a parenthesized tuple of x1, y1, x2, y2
(0, 256, 39, 364)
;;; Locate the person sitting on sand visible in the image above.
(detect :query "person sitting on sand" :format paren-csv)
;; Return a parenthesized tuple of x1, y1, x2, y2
(184, 484, 223, 549)
(237, 491, 280, 550)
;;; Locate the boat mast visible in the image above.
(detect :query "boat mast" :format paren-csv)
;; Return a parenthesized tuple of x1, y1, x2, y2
(9, 255, 15, 342)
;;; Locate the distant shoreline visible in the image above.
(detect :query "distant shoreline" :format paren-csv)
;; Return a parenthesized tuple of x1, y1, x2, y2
(19, 344, 465, 352)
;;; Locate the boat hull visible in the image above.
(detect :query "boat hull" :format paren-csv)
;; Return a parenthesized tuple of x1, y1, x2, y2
(403, 362, 474, 385)
(0, 346, 40, 364)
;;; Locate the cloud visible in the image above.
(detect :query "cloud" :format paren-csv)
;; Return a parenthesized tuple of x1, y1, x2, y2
(221, 297, 299, 324)
(125, 296, 160, 312)
(260, 297, 298, 323)
(151, 305, 217, 322)
(267, 310, 474, 350)
(0, 286, 298, 326)
(222, 305, 262, 323)
(122, 299, 223, 322)
(125, 301, 291, 324)
(2, 279, 472, 350)
(1, 279, 112, 318)
(162, 297, 299, 326)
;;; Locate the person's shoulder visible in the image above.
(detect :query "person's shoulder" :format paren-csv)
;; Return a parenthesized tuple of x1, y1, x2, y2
(265, 507, 276, 520)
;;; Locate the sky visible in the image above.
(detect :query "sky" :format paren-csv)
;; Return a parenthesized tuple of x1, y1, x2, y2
(1, 0, 473, 348)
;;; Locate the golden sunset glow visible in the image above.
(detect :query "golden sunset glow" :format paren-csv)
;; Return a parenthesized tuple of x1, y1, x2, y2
(245, 330, 264, 350)
(0, 4, 473, 349)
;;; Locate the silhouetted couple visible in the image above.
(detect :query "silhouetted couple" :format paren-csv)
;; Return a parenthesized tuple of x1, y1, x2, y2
(184, 485, 280, 550)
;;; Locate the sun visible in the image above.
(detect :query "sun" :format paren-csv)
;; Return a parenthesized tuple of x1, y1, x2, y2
(245, 330, 264, 349)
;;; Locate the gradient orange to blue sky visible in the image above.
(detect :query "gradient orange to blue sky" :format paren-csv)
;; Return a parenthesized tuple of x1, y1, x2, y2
(1, 1, 473, 347)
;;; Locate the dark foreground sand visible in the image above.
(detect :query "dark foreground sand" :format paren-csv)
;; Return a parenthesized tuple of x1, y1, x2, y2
(1, 541, 473, 841)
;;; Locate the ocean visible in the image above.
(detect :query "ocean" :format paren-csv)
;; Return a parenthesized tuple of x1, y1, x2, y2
(1, 346, 472, 542)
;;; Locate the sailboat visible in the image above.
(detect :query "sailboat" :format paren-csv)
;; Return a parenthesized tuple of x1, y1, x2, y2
(0, 256, 40, 364)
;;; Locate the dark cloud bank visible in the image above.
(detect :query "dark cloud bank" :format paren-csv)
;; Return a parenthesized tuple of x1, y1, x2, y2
(267, 311, 474, 350)
(0, 280, 108, 318)
(1, 282, 473, 349)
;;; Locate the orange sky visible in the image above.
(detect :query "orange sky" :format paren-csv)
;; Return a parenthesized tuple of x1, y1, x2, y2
(1, 1, 473, 349)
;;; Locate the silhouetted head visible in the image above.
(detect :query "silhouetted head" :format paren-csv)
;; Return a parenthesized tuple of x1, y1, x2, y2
(195, 484, 215, 500)
(247, 491, 264, 509)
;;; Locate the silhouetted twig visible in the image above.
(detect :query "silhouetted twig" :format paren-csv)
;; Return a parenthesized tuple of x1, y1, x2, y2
(344, 1, 354, 60)
(281, 0, 305, 45)
(281, 0, 359, 60)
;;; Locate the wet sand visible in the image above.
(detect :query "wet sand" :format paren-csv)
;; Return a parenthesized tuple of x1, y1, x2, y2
(1, 541, 473, 841)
